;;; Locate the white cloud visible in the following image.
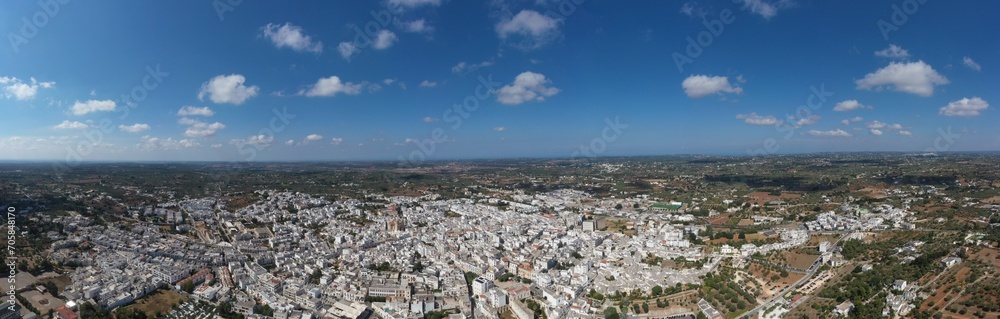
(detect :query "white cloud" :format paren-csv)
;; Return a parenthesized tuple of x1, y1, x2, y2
(962, 57, 982, 72)
(419, 80, 438, 88)
(887, 123, 903, 130)
(70, 99, 117, 115)
(793, 115, 820, 128)
(261, 23, 323, 53)
(869, 129, 883, 136)
(119, 123, 150, 133)
(874, 44, 910, 59)
(682, 75, 743, 98)
(806, 129, 851, 137)
(495, 10, 562, 49)
(178, 117, 226, 138)
(198, 74, 259, 105)
(373, 30, 398, 50)
(939, 97, 989, 117)
(338, 42, 360, 60)
(493, 126, 507, 132)
(898, 130, 912, 136)
(388, 0, 441, 9)
(301, 76, 363, 97)
(452, 60, 495, 73)
(285, 140, 296, 146)
(330, 137, 344, 145)
(855, 61, 948, 97)
(833, 100, 870, 112)
(423, 116, 440, 123)
(736, 113, 779, 126)
(866, 121, 886, 129)
(733, 0, 793, 19)
(177, 106, 215, 117)
(1, 77, 55, 100)
(305, 134, 324, 141)
(231, 134, 275, 147)
(138, 135, 201, 151)
(54, 120, 90, 130)
(495, 71, 560, 105)
(840, 116, 864, 125)
(399, 19, 433, 33)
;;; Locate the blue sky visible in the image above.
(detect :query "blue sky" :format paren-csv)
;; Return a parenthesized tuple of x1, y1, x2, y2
(0, 0, 997, 162)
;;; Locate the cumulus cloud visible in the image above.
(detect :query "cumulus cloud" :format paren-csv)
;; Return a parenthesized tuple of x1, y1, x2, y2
(177, 106, 215, 117)
(874, 44, 910, 59)
(119, 123, 151, 133)
(939, 97, 989, 117)
(261, 23, 323, 53)
(305, 134, 324, 141)
(138, 135, 201, 151)
(452, 60, 495, 74)
(1, 76, 55, 100)
(733, 0, 794, 19)
(330, 137, 344, 145)
(179, 117, 226, 138)
(736, 113, 779, 126)
(338, 42, 360, 60)
(898, 130, 912, 136)
(54, 120, 90, 130)
(493, 126, 507, 132)
(198, 74, 259, 105)
(301, 76, 363, 97)
(682, 75, 743, 98)
(855, 61, 948, 97)
(399, 19, 433, 33)
(372, 30, 398, 50)
(231, 134, 275, 147)
(869, 129, 883, 136)
(388, 0, 441, 9)
(840, 116, 864, 125)
(963, 57, 982, 72)
(423, 116, 440, 123)
(495, 71, 560, 105)
(866, 121, 886, 129)
(833, 100, 870, 112)
(806, 129, 851, 137)
(793, 115, 820, 128)
(70, 99, 117, 115)
(419, 80, 438, 88)
(495, 10, 562, 50)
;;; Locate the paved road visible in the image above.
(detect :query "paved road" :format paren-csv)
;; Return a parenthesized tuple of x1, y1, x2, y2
(736, 231, 852, 319)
